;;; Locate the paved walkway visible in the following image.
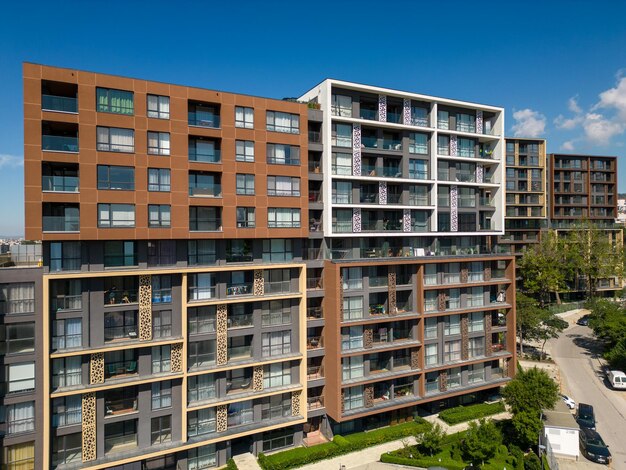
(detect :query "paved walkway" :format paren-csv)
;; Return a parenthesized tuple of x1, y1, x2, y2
(233, 451, 262, 470)
(296, 411, 511, 470)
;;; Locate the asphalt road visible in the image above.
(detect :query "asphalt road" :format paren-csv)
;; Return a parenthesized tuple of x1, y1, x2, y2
(551, 323, 626, 469)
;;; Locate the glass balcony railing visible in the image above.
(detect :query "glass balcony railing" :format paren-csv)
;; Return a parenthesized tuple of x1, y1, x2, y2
(105, 360, 138, 379)
(105, 433, 137, 454)
(43, 216, 79, 232)
(332, 164, 352, 176)
(188, 113, 220, 128)
(227, 283, 252, 297)
(411, 116, 429, 127)
(188, 286, 216, 301)
(409, 195, 429, 206)
(189, 184, 222, 197)
(228, 345, 252, 361)
(307, 395, 324, 410)
(308, 130, 321, 143)
(50, 295, 82, 312)
(105, 290, 138, 306)
(42, 135, 79, 152)
(42, 176, 79, 192)
(387, 111, 402, 124)
(382, 167, 402, 177)
(190, 218, 222, 231)
(382, 140, 402, 151)
(362, 136, 378, 148)
(307, 336, 323, 350)
(360, 109, 378, 120)
(332, 221, 353, 233)
(228, 314, 253, 329)
(105, 397, 138, 416)
(152, 288, 172, 303)
(189, 150, 221, 163)
(42, 94, 78, 113)
(264, 280, 291, 295)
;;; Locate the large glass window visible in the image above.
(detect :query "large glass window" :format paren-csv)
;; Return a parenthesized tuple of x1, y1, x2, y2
(444, 339, 461, 362)
(188, 444, 217, 469)
(148, 168, 171, 192)
(344, 385, 364, 410)
(97, 88, 133, 115)
(267, 176, 300, 196)
(236, 174, 255, 195)
(235, 106, 254, 129)
(104, 311, 137, 341)
(52, 318, 81, 349)
(49, 241, 81, 272)
(409, 159, 428, 179)
(153, 310, 172, 339)
(342, 355, 364, 380)
(262, 330, 291, 356)
(52, 356, 82, 389)
(267, 143, 300, 165)
(262, 239, 293, 262)
(332, 123, 352, 147)
(266, 111, 299, 134)
(341, 326, 363, 351)
(104, 419, 138, 454)
(236, 140, 255, 162)
(424, 317, 438, 339)
(332, 181, 352, 203)
(261, 300, 292, 326)
(96, 126, 135, 153)
(6, 401, 35, 434)
(6, 442, 35, 470)
(188, 374, 215, 403)
(152, 345, 171, 373)
(8, 362, 35, 393)
(263, 428, 294, 453)
(151, 415, 172, 445)
(458, 138, 475, 158)
(52, 395, 81, 427)
(147, 240, 175, 266)
(456, 113, 476, 133)
(188, 273, 216, 300)
(469, 337, 485, 358)
(104, 241, 137, 267)
(0, 283, 35, 314)
(331, 94, 352, 117)
(188, 340, 216, 368)
(147, 94, 170, 119)
(468, 362, 485, 383)
(188, 240, 216, 265)
(261, 394, 291, 420)
(469, 312, 484, 332)
(5, 322, 35, 354)
(148, 205, 171, 228)
(52, 432, 82, 466)
(343, 296, 363, 320)
(97, 165, 134, 190)
(263, 362, 292, 388)
(332, 152, 352, 175)
(425, 343, 438, 366)
(444, 315, 461, 335)
(268, 208, 300, 228)
(151, 380, 172, 409)
(148, 132, 170, 155)
(187, 408, 216, 437)
(98, 204, 135, 228)
(409, 132, 428, 154)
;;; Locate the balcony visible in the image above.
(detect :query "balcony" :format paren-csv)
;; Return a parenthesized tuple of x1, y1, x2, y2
(189, 183, 222, 197)
(307, 306, 323, 320)
(152, 288, 172, 304)
(105, 397, 138, 416)
(105, 360, 138, 380)
(387, 111, 402, 124)
(42, 215, 79, 232)
(382, 139, 402, 151)
(50, 295, 82, 312)
(227, 283, 252, 297)
(228, 344, 253, 361)
(307, 395, 324, 410)
(42, 135, 79, 153)
(360, 108, 378, 121)
(307, 277, 323, 290)
(42, 95, 77, 113)
(190, 216, 222, 232)
(189, 148, 221, 164)
(362, 136, 378, 148)
(308, 130, 321, 143)
(332, 221, 352, 233)
(104, 325, 138, 342)
(105, 290, 138, 306)
(228, 314, 253, 329)
(309, 190, 322, 202)
(226, 375, 253, 394)
(42, 175, 79, 193)
(264, 280, 291, 295)
(307, 365, 324, 380)
(307, 336, 323, 350)
(188, 104, 220, 128)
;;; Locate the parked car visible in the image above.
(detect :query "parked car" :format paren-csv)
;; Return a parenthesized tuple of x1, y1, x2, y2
(579, 427, 612, 464)
(577, 315, 590, 326)
(576, 403, 596, 429)
(607, 370, 626, 390)
(561, 394, 576, 409)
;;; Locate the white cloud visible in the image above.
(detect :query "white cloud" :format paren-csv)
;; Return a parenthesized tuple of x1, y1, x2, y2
(582, 112, 624, 145)
(568, 96, 582, 114)
(554, 114, 584, 130)
(594, 76, 626, 120)
(0, 154, 23, 169)
(511, 109, 546, 137)
(561, 140, 575, 151)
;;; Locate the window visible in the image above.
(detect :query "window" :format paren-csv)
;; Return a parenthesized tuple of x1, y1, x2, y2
(341, 326, 363, 351)
(267, 143, 300, 165)
(148, 131, 170, 155)
(458, 138, 475, 158)
(151, 415, 172, 444)
(263, 428, 294, 453)
(331, 123, 352, 147)
(6, 401, 35, 434)
(6, 442, 35, 470)
(147, 94, 170, 119)
(342, 355, 364, 380)
(52, 318, 81, 349)
(262, 330, 291, 356)
(409, 132, 428, 154)
(267, 176, 300, 196)
(332, 152, 353, 175)
(425, 343, 438, 366)
(148, 205, 171, 228)
(104, 311, 137, 341)
(3, 322, 34, 354)
(268, 208, 300, 228)
(332, 181, 352, 203)
(52, 395, 81, 427)
(148, 168, 171, 192)
(264, 362, 292, 388)
(469, 312, 484, 332)
(236, 140, 255, 162)
(151, 275, 172, 304)
(188, 240, 216, 265)
(237, 207, 256, 228)
(342, 267, 362, 289)
(226, 239, 252, 262)
(448, 367, 462, 389)
(444, 339, 461, 362)
(104, 349, 137, 379)
(188, 374, 216, 403)
(189, 273, 216, 300)
(153, 310, 172, 338)
(267, 111, 299, 133)
(437, 135, 450, 155)
(104, 241, 137, 267)
(457, 113, 476, 133)
(469, 337, 485, 358)
(468, 363, 485, 383)
(344, 385, 364, 410)
(49, 241, 81, 272)
(235, 106, 254, 129)
(188, 340, 216, 368)
(105, 420, 138, 454)
(97, 165, 134, 190)
(148, 240, 175, 266)
(343, 296, 363, 320)
(261, 394, 291, 420)
(152, 345, 171, 373)
(97, 88, 133, 114)
(261, 300, 292, 326)
(331, 94, 352, 117)
(262, 239, 293, 262)
(52, 433, 82, 466)
(187, 408, 216, 437)
(52, 356, 82, 389)
(228, 400, 254, 427)
(188, 444, 217, 470)
(0, 283, 35, 315)
(98, 204, 135, 228)
(437, 110, 449, 129)
(96, 126, 135, 153)
(444, 315, 461, 335)
(409, 159, 428, 179)
(8, 362, 35, 393)
(236, 174, 255, 195)
(424, 317, 438, 339)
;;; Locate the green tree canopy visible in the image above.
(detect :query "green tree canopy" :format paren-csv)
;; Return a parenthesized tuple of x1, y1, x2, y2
(415, 422, 444, 457)
(502, 367, 558, 414)
(460, 419, 502, 465)
(511, 410, 544, 450)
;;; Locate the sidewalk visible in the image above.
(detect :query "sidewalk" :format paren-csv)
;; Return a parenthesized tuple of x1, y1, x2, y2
(295, 411, 511, 470)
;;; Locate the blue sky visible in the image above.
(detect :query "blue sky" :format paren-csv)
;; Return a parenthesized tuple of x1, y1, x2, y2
(1, 0, 626, 236)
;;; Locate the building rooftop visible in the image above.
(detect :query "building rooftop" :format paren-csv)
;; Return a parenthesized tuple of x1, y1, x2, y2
(543, 400, 578, 429)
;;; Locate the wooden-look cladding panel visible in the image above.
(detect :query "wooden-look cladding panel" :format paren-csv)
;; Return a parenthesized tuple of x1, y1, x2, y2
(24, 63, 309, 240)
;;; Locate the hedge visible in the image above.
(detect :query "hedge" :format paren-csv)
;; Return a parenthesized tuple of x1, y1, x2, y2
(381, 453, 466, 470)
(258, 418, 428, 470)
(438, 401, 506, 425)
(226, 458, 238, 470)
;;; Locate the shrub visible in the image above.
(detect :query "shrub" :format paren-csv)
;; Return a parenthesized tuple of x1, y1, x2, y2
(438, 402, 506, 425)
(381, 453, 466, 470)
(333, 435, 350, 448)
(524, 452, 542, 470)
(226, 459, 238, 470)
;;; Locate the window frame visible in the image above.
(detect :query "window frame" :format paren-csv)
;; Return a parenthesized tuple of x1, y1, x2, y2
(97, 165, 135, 191)
(147, 94, 170, 119)
(148, 204, 171, 228)
(98, 204, 136, 228)
(235, 106, 254, 129)
(147, 131, 171, 156)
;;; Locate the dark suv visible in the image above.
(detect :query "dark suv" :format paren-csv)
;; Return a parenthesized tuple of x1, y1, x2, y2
(576, 403, 596, 429)
(579, 427, 612, 464)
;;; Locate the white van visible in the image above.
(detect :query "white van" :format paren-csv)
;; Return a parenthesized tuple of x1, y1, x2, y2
(607, 370, 626, 389)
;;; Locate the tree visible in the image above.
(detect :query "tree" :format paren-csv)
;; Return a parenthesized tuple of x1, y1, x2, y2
(502, 367, 558, 414)
(518, 231, 567, 306)
(516, 292, 545, 354)
(564, 220, 623, 299)
(588, 299, 626, 347)
(536, 312, 568, 360)
(415, 422, 444, 456)
(460, 419, 502, 466)
(523, 452, 542, 470)
(511, 410, 543, 450)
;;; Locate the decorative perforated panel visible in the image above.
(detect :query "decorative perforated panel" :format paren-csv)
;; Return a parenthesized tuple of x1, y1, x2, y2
(253, 269, 264, 296)
(364, 385, 374, 407)
(476, 164, 484, 183)
(217, 304, 228, 366)
(217, 405, 227, 432)
(485, 316, 493, 356)
(476, 110, 483, 134)
(378, 94, 387, 122)
(139, 274, 152, 341)
(379, 181, 388, 205)
(90, 352, 104, 385)
(82, 392, 96, 462)
(460, 268, 469, 283)
(171, 342, 183, 372)
(291, 390, 302, 416)
(364, 328, 373, 349)
(352, 123, 362, 176)
(461, 315, 469, 360)
(388, 271, 397, 314)
(352, 208, 361, 233)
(339, 275, 344, 321)
(450, 185, 458, 232)
(439, 370, 448, 392)
(450, 135, 458, 156)
(253, 365, 263, 391)
(410, 349, 419, 369)
(484, 267, 492, 281)
(403, 98, 411, 125)
(403, 209, 411, 232)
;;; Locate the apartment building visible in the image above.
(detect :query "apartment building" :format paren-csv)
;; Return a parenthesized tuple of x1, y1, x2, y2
(10, 65, 517, 469)
(300, 80, 516, 435)
(23, 63, 309, 469)
(500, 138, 548, 257)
